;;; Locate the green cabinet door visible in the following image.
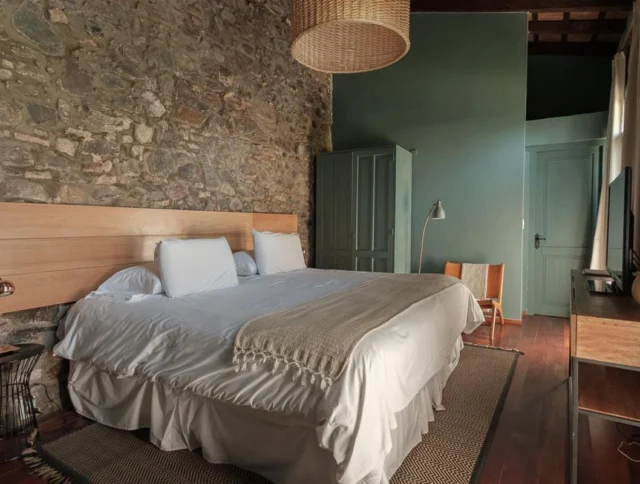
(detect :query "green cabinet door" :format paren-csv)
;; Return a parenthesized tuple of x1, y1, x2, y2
(316, 145, 411, 273)
(316, 151, 354, 270)
(352, 150, 396, 272)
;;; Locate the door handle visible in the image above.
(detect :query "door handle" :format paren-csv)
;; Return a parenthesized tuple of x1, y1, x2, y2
(534, 233, 546, 249)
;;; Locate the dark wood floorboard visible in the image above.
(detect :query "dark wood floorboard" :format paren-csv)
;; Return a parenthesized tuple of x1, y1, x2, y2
(2, 315, 639, 483)
(463, 315, 640, 484)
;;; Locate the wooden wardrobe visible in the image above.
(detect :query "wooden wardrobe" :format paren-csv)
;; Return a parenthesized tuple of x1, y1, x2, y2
(316, 145, 413, 273)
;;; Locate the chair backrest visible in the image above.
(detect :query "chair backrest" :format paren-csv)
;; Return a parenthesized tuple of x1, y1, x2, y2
(443, 261, 505, 303)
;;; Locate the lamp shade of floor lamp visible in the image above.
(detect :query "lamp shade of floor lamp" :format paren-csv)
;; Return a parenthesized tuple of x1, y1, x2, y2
(418, 200, 446, 274)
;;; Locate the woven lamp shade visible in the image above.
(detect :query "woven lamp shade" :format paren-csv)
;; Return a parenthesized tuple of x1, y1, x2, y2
(291, 0, 411, 74)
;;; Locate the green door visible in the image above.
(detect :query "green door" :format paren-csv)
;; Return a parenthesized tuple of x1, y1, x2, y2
(316, 152, 353, 270)
(532, 144, 599, 317)
(352, 150, 396, 272)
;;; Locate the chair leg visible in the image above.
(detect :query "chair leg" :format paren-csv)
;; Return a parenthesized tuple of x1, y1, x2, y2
(490, 309, 497, 345)
(498, 306, 505, 325)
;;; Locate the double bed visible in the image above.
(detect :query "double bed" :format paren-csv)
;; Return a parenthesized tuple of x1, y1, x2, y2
(0, 203, 484, 484)
(55, 269, 483, 484)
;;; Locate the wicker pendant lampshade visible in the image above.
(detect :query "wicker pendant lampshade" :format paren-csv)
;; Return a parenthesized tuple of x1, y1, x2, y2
(291, 0, 411, 74)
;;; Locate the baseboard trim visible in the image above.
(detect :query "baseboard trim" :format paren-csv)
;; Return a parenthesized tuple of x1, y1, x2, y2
(481, 318, 523, 327)
(504, 318, 523, 326)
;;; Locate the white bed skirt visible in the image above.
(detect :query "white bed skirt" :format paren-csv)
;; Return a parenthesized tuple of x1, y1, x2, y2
(66, 337, 464, 484)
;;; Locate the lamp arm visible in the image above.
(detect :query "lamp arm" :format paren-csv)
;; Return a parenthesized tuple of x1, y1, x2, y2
(418, 206, 435, 274)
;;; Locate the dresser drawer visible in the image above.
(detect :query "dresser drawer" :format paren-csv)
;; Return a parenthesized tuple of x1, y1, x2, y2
(576, 317, 640, 367)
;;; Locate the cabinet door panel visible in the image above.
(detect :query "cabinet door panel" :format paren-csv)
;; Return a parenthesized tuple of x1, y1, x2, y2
(316, 153, 353, 269)
(356, 256, 373, 272)
(353, 150, 395, 273)
(356, 155, 374, 252)
(335, 255, 353, 270)
(373, 154, 394, 253)
(374, 258, 389, 273)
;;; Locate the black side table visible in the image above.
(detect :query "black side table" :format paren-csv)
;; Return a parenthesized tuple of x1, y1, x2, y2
(0, 343, 44, 462)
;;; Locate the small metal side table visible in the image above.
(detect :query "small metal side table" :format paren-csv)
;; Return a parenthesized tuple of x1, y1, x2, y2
(0, 343, 44, 462)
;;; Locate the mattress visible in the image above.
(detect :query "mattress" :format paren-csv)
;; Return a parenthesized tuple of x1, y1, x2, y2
(55, 269, 484, 484)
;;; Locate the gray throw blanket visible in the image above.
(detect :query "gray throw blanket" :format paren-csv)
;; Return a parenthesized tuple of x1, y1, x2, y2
(233, 273, 459, 390)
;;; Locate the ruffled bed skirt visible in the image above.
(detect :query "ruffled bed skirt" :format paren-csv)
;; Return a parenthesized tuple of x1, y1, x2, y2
(66, 338, 463, 484)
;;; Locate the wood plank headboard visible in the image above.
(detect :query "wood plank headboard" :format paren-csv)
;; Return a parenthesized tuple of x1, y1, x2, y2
(0, 203, 298, 314)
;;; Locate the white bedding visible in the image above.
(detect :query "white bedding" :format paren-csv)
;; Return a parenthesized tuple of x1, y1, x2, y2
(55, 269, 484, 484)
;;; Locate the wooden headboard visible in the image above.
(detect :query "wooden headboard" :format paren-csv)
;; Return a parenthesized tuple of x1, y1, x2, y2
(0, 203, 298, 314)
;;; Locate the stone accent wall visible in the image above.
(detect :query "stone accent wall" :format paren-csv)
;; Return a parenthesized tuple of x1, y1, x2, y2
(0, 0, 332, 415)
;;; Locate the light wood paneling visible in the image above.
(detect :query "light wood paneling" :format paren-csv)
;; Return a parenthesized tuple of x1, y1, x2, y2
(570, 11, 601, 20)
(0, 265, 133, 314)
(0, 203, 297, 313)
(0, 203, 296, 239)
(571, 270, 640, 367)
(0, 234, 254, 276)
(252, 213, 297, 234)
(576, 317, 640, 367)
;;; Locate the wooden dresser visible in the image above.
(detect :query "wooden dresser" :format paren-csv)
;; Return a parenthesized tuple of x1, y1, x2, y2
(570, 270, 640, 484)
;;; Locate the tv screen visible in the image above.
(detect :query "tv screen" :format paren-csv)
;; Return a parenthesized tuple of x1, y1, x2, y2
(606, 167, 632, 292)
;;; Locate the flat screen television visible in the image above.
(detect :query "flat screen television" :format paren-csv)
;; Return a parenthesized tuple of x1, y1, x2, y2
(606, 167, 634, 294)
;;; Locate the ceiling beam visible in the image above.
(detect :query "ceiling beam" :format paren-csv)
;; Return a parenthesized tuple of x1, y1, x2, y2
(529, 19, 627, 34)
(410, 0, 632, 13)
(528, 41, 618, 55)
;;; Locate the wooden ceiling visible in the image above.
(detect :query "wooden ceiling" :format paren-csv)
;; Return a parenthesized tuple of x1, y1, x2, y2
(410, 0, 633, 56)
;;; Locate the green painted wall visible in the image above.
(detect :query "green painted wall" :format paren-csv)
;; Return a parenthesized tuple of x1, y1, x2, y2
(526, 112, 607, 147)
(527, 56, 611, 120)
(332, 13, 528, 319)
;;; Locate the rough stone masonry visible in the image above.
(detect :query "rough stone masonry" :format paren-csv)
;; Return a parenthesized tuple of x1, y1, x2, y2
(0, 0, 332, 414)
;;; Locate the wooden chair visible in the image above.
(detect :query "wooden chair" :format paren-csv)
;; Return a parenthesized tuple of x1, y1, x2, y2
(444, 261, 505, 344)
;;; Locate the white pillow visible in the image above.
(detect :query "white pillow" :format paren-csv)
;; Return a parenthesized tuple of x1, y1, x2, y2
(252, 230, 306, 275)
(233, 251, 258, 276)
(97, 264, 163, 295)
(157, 237, 238, 298)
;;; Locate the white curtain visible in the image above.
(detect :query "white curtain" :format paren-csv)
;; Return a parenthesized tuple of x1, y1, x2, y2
(623, 4, 640, 252)
(590, 52, 627, 269)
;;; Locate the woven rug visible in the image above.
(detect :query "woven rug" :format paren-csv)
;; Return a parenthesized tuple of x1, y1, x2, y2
(24, 344, 519, 484)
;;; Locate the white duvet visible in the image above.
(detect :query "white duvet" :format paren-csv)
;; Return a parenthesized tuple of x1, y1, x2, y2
(55, 269, 484, 484)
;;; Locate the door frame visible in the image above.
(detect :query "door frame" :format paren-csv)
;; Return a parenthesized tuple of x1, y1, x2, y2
(524, 139, 604, 316)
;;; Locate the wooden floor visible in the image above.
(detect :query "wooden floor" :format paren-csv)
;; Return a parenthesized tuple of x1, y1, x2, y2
(465, 315, 640, 484)
(1, 315, 639, 483)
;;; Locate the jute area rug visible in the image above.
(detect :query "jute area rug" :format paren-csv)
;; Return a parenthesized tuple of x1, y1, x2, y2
(25, 344, 519, 484)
